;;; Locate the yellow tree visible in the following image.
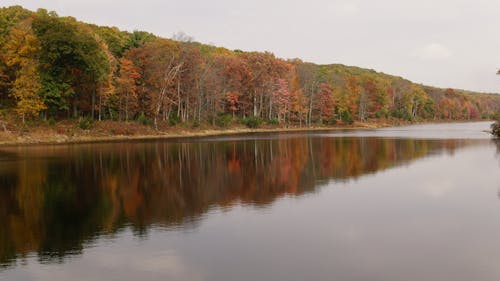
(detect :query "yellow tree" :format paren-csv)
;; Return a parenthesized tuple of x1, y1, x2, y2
(4, 21, 46, 122)
(405, 85, 428, 119)
(94, 31, 116, 121)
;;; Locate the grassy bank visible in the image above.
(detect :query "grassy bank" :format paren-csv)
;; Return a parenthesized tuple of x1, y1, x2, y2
(0, 118, 407, 146)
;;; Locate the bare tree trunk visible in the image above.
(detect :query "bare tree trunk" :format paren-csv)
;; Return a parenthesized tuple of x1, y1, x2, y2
(154, 60, 183, 130)
(258, 91, 263, 117)
(125, 91, 128, 121)
(72, 101, 77, 119)
(118, 94, 122, 122)
(91, 88, 95, 120)
(268, 95, 273, 120)
(308, 92, 313, 126)
(177, 80, 181, 118)
(253, 93, 257, 117)
(198, 90, 202, 122)
(358, 90, 367, 122)
(99, 94, 102, 121)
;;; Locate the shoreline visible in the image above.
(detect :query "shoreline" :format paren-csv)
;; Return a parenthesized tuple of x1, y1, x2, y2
(0, 121, 389, 147)
(0, 120, 492, 147)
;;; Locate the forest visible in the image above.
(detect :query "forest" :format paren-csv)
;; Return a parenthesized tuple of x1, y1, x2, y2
(1, 5, 500, 131)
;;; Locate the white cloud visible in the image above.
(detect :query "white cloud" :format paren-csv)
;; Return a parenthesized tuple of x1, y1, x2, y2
(413, 43, 453, 60)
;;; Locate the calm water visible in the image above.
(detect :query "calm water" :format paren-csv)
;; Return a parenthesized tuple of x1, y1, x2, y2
(0, 122, 499, 281)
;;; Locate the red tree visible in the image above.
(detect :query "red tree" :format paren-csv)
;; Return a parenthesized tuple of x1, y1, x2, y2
(315, 83, 334, 123)
(226, 92, 239, 116)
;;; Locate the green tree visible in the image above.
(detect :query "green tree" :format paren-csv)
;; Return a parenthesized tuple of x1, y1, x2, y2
(0, 5, 33, 43)
(93, 26, 131, 57)
(32, 10, 110, 118)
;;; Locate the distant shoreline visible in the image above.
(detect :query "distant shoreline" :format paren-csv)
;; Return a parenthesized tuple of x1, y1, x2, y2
(0, 120, 492, 147)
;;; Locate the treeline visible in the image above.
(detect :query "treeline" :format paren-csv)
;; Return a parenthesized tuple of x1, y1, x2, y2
(1, 6, 499, 127)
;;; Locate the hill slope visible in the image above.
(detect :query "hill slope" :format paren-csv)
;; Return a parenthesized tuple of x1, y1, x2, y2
(1, 5, 499, 130)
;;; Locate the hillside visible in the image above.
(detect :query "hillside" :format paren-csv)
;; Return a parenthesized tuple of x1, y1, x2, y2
(1, 5, 499, 136)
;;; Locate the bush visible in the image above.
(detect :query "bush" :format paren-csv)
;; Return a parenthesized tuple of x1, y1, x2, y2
(325, 118, 337, 126)
(78, 116, 94, 130)
(49, 118, 56, 126)
(340, 111, 354, 125)
(242, 116, 263, 128)
(137, 112, 151, 126)
(391, 110, 402, 119)
(191, 119, 200, 128)
(169, 114, 181, 126)
(267, 118, 279, 125)
(375, 110, 389, 119)
(46, 118, 56, 127)
(391, 110, 413, 121)
(215, 113, 233, 127)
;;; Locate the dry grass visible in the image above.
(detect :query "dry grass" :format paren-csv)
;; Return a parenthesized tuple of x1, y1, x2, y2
(0, 118, 403, 146)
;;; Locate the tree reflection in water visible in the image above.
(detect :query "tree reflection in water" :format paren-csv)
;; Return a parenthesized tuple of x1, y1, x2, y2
(0, 136, 476, 267)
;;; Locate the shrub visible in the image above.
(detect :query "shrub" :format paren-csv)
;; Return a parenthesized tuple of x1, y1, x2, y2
(137, 112, 151, 126)
(242, 116, 263, 128)
(267, 118, 279, 125)
(391, 110, 402, 119)
(215, 113, 233, 127)
(325, 118, 337, 126)
(340, 111, 354, 125)
(44, 118, 57, 127)
(169, 114, 181, 126)
(375, 110, 389, 119)
(191, 119, 200, 128)
(391, 110, 413, 121)
(48, 118, 56, 126)
(78, 116, 94, 130)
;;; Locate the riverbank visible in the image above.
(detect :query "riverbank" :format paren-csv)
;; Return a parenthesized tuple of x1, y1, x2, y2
(0, 119, 409, 146)
(0, 118, 492, 146)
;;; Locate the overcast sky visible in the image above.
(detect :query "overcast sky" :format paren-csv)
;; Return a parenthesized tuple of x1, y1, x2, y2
(3, 0, 500, 93)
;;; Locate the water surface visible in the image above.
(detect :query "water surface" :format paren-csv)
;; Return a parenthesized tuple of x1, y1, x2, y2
(0, 122, 499, 281)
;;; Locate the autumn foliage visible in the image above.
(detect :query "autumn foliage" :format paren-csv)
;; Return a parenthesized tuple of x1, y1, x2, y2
(0, 6, 499, 127)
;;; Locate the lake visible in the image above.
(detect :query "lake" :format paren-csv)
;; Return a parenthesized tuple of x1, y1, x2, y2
(0, 122, 499, 281)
